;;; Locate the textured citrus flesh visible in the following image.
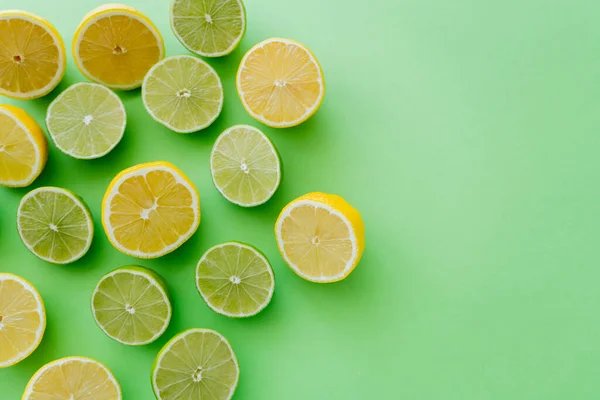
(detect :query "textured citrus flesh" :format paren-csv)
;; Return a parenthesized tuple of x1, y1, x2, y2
(197, 243, 274, 317)
(24, 357, 121, 400)
(74, 5, 163, 89)
(143, 56, 223, 133)
(103, 162, 200, 258)
(153, 329, 239, 400)
(92, 267, 171, 345)
(276, 192, 365, 282)
(0, 105, 47, 187)
(170, 0, 245, 57)
(46, 83, 126, 159)
(0, 11, 65, 99)
(237, 39, 324, 127)
(18, 188, 93, 264)
(0, 274, 45, 368)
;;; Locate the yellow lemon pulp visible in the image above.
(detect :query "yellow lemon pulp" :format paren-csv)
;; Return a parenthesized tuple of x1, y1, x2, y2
(0, 273, 45, 368)
(102, 161, 200, 258)
(23, 357, 121, 399)
(0, 105, 47, 187)
(275, 192, 365, 283)
(237, 38, 325, 128)
(73, 4, 164, 90)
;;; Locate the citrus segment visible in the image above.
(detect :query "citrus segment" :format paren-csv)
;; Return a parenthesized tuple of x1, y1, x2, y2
(0, 273, 45, 368)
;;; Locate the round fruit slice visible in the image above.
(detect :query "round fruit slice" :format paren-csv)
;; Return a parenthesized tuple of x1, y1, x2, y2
(102, 161, 201, 258)
(196, 242, 274, 317)
(170, 0, 246, 57)
(0, 10, 66, 100)
(142, 55, 223, 133)
(92, 266, 171, 345)
(210, 125, 281, 207)
(275, 192, 365, 283)
(46, 82, 126, 159)
(73, 4, 164, 90)
(17, 187, 93, 264)
(237, 38, 325, 128)
(0, 105, 47, 187)
(0, 273, 45, 368)
(152, 328, 239, 400)
(23, 356, 122, 399)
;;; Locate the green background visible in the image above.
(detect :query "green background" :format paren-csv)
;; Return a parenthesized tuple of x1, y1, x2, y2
(1, 0, 599, 398)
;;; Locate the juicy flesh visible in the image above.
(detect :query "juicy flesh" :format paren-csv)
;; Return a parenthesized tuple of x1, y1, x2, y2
(26, 359, 119, 400)
(0, 17, 61, 95)
(197, 244, 273, 315)
(144, 56, 222, 131)
(78, 14, 161, 86)
(93, 271, 169, 344)
(171, 0, 244, 55)
(239, 41, 322, 125)
(108, 169, 196, 254)
(18, 190, 91, 263)
(0, 112, 37, 184)
(280, 204, 354, 278)
(155, 331, 238, 399)
(48, 84, 125, 157)
(0, 278, 43, 365)
(211, 127, 279, 205)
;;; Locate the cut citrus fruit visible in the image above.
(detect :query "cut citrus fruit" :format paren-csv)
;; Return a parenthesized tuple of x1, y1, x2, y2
(210, 125, 281, 207)
(17, 187, 94, 264)
(92, 266, 171, 345)
(237, 38, 325, 128)
(23, 356, 122, 399)
(46, 82, 126, 159)
(73, 4, 164, 90)
(196, 242, 274, 317)
(0, 273, 45, 368)
(152, 328, 239, 400)
(0, 10, 66, 99)
(275, 192, 365, 283)
(142, 55, 223, 133)
(0, 105, 47, 187)
(102, 161, 201, 258)
(170, 0, 246, 57)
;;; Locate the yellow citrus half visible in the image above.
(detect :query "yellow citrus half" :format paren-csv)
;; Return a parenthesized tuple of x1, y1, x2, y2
(73, 4, 164, 90)
(102, 161, 201, 258)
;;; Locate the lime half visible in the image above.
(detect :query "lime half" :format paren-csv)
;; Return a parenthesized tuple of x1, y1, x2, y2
(196, 242, 274, 317)
(170, 0, 246, 57)
(142, 55, 223, 133)
(46, 82, 126, 159)
(91, 266, 171, 346)
(210, 125, 281, 207)
(152, 328, 239, 400)
(17, 187, 93, 264)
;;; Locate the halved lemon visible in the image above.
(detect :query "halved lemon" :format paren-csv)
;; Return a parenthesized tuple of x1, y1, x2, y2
(73, 4, 164, 90)
(102, 161, 201, 259)
(275, 192, 365, 283)
(0, 273, 45, 368)
(0, 10, 66, 99)
(0, 104, 47, 187)
(237, 38, 325, 128)
(23, 356, 121, 399)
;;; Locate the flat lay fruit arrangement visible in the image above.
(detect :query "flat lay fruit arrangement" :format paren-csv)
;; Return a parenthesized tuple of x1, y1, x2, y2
(0, 0, 365, 399)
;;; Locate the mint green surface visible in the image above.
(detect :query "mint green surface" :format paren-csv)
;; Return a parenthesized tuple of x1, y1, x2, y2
(1, 0, 599, 398)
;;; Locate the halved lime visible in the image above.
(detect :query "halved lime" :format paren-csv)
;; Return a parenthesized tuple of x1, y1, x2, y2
(210, 125, 281, 207)
(170, 0, 246, 57)
(142, 55, 223, 133)
(91, 266, 171, 346)
(196, 242, 274, 317)
(152, 328, 239, 400)
(46, 82, 126, 159)
(17, 187, 93, 264)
